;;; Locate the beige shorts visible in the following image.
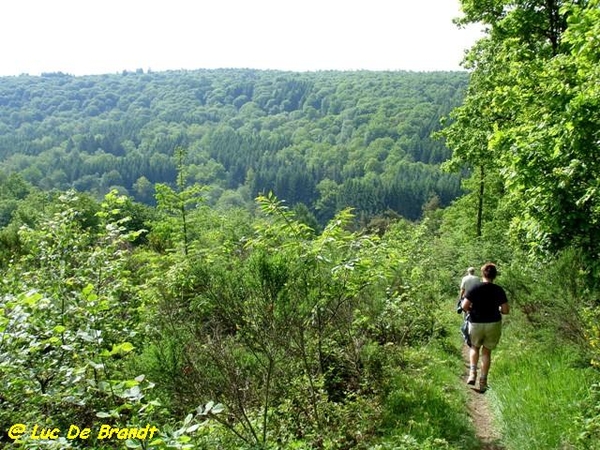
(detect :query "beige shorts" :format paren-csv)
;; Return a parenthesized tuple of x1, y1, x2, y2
(469, 321, 502, 350)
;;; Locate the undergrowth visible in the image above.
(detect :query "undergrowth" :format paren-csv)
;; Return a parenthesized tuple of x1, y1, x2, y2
(487, 310, 599, 450)
(372, 305, 479, 450)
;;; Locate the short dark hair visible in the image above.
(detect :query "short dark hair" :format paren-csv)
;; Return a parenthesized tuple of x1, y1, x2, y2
(481, 263, 498, 280)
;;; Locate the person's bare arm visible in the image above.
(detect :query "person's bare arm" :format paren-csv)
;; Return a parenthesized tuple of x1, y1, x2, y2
(461, 298, 472, 312)
(500, 302, 510, 315)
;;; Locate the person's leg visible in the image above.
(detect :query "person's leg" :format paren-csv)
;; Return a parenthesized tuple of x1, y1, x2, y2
(481, 346, 492, 376)
(479, 322, 502, 391)
(468, 346, 480, 384)
(479, 347, 492, 391)
(470, 345, 480, 367)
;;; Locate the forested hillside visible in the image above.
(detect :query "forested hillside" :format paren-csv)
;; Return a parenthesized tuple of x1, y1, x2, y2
(2, 0, 600, 449)
(0, 70, 466, 223)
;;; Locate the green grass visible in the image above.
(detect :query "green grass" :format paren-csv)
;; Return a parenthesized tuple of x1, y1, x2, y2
(487, 314, 598, 450)
(374, 327, 480, 450)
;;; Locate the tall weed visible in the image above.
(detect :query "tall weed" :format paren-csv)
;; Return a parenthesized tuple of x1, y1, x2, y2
(489, 315, 597, 449)
(376, 343, 478, 450)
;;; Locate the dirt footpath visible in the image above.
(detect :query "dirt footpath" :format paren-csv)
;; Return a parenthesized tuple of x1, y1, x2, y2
(462, 345, 505, 450)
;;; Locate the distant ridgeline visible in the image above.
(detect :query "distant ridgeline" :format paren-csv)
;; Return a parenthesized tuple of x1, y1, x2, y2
(0, 69, 468, 223)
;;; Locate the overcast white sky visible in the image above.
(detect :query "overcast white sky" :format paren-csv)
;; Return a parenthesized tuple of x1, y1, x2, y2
(0, 0, 484, 76)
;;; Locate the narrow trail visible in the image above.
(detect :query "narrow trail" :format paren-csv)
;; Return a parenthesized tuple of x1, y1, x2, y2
(462, 345, 505, 450)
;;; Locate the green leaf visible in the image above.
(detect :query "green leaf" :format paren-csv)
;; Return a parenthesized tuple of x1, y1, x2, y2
(211, 403, 224, 414)
(88, 360, 104, 370)
(120, 342, 135, 352)
(109, 341, 135, 357)
(186, 424, 200, 433)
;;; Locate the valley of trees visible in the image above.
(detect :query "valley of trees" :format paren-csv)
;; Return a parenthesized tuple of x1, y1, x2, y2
(0, 69, 467, 225)
(1, 0, 600, 449)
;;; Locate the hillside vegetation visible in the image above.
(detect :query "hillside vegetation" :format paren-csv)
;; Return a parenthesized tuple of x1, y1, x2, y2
(1, 0, 600, 448)
(0, 69, 466, 224)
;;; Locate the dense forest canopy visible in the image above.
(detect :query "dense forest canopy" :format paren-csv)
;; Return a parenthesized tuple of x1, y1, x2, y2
(0, 69, 467, 223)
(2, 1, 600, 448)
(441, 0, 600, 262)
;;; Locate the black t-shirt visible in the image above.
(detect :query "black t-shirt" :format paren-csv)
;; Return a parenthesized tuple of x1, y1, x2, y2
(465, 282, 508, 323)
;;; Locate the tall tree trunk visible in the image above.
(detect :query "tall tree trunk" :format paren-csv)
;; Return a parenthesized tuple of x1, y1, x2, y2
(477, 165, 484, 237)
(546, 0, 562, 56)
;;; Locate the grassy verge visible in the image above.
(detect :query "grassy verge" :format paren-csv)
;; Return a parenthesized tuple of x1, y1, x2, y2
(486, 312, 599, 449)
(372, 306, 480, 450)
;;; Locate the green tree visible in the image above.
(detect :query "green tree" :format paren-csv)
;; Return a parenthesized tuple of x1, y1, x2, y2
(441, 0, 600, 405)
(0, 191, 152, 449)
(152, 148, 206, 255)
(140, 192, 417, 448)
(443, 0, 600, 256)
(133, 175, 154, 204)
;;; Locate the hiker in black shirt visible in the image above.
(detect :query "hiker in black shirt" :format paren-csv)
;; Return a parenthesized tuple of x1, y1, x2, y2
(461, 262, 509, 392)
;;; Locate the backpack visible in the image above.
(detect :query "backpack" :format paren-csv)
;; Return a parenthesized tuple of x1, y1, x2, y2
(461, 313, 472, 347)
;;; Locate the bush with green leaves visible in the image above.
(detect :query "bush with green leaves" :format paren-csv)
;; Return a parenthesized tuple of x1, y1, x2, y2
(137, 193, 445, 448)
(0, 191, 180, 449)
